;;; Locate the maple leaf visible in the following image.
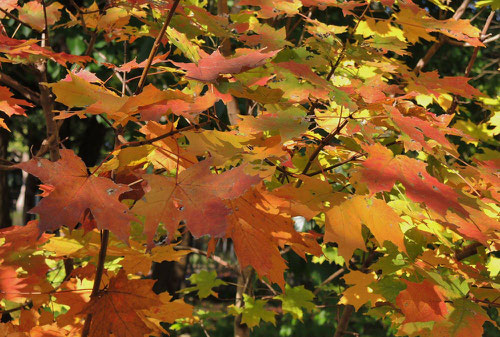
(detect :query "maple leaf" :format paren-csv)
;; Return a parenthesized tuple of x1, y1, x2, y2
(274, 285, 315, 320)
(396, 279, 448, 323)
(138, 121, 198, 171)
(16, 149, 135, 241)
(228, 294, 276, 329)
(0, 265, 26, 301)
(144, 292, 193, 324)
(0, 85, 32, 117)
(0, 220, 48, 255)
(79, 270, 162, 337)
(139, 91, 218, 122)
(132, 160, 261, 247)
(0, 0, 16, 13)
(340, 271, 385, 310)
(430, 298, 490, 337)
(111, 53, 169, 72)
(0, 85, 32, 130)
(275, 61, 331, 88)
(397, 5, 483, 46)
(18, 1, 63, 31)
(386, 104, 458, 154)
(173, 49, 279, 82)
(181, 270, 227, 299)
(359, 143, 466, 216)
(325, 195, 406, 260)
(225, 186, 298, 289)
(408, 71, 483, 100)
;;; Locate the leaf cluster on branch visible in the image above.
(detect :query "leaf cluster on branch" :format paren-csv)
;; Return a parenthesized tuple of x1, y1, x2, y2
(0, 0, 498, 336)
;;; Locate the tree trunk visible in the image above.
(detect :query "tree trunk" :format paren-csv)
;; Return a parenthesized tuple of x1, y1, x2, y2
(0, 127, 11, 228)
(234, 267, 254, 337)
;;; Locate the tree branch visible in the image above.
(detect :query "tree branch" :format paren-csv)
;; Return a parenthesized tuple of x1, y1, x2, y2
(81, 229, 109, 337)
(120, 121, 210, 149)
(305, 153, 364, 177)
(135, 0, 181, 95)
(455, 242, 483, 261)
(175, 245, 238, 272)
(333, 305, 355, 337)
(0, 72, 41, 105)
(414, 0, 472, 73)
(296, 113, 352, 187)
(0, 8, 31, 29)
(447, 10, 495, 115)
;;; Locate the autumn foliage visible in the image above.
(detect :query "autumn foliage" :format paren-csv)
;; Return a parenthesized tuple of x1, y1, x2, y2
(0, 0, 498, 336)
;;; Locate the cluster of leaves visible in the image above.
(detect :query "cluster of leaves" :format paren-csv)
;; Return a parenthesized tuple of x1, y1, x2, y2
(0, 0, 498, 336)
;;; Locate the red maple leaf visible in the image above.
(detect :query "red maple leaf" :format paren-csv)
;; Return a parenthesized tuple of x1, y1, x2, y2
(359, 143, 466, 216)
(173, 49, 279, 82)
(396, 279, 448, 323)
(133, 160, 261, 247)
(15, 149, 135, 241)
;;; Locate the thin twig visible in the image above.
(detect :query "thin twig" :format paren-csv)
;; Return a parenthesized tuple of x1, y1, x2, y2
(120, 121, 211, 149)
(314, 268, 345, 295)
(0, 8, 31, 28)
(175, 245, 238, 272)
(306, 153, 364, 176)
(306, 5, 369, 116)
(296, 112, 351, 187)
(0, 72, 40, 105)
(0, 301, 32, 315)
(414, 0, 473, 73)
(135, 0, 181, 94)
(41, 0, 51, 46)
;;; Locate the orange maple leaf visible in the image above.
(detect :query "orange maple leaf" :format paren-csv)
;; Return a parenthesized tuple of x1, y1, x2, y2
(79, 270, 162, 337)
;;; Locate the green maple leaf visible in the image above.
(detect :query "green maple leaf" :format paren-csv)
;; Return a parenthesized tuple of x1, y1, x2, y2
(181, 270, 227, 299)
(228, 294, 276, 329)
(274, 285, 316, 320)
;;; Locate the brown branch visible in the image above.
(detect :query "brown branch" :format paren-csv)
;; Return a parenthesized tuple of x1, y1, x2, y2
(135, 0, 181, 95)
(263, 158, 297, 178)
(81, 229, 109, 337)
(120, 121, 210, 149)
(175, 245, 238, 272)
(41, 0, 51, 46)
(447, 10, 495, 115)
(0, 8, 31, 29)
(455, 242, 483, 261)
(0, 164, 17, 171)
(306, 5, 369, 116)
(314, 268, 345, 295)
(333, 304, 355, 337)
(328, 5, 369, 81)
(0, 72, 41, 105)
(295, 115, 351, 187)
(0, 300, 32, 315)
(306, 153, 364, 177)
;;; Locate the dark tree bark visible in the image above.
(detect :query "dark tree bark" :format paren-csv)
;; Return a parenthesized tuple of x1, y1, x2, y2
(0, 127, 12, 228)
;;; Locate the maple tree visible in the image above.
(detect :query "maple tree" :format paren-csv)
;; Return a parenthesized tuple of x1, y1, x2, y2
(0, 0, 498, 336)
